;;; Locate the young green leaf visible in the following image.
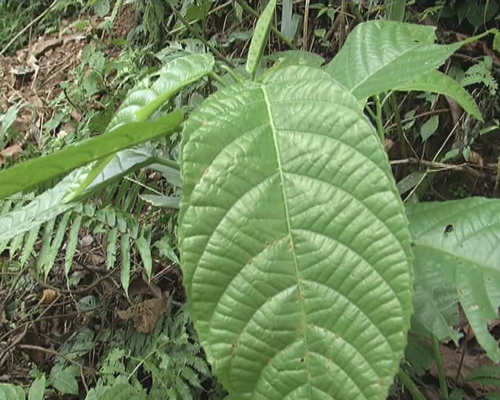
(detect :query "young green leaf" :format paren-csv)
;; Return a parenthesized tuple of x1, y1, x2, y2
(246, 0, 277, 79)
(395, 70, 483, 121)
(407, 198, 500, 362)
(324, 20, 490, 101)
(0, 111, 183, 200)
(386, 0, 406, 21)
(121, 233, 131, 296)
(66, 214, 82, 278)
(28, 376, 46, 400)
(106, 228, 118, 270)
(0, 383, 25, 400)
(136, 235, 153, 280)
(180, 66, 413, 399)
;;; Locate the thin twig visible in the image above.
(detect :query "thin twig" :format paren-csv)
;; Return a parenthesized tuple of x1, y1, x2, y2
(303, 0, 310, 51)
(0, 0, 58, 56)
(166, 2, 235, 68)
(390, 158, 484, 179)
(19, 344, 90, 370)
(0, 324, 28, 370)
(235, 0, 297, 50)
(37, 268, 117, 295)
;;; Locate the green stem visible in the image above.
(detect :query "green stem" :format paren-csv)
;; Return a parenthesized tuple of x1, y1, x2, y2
(152, 157, 180, 171)
(389, 93, 407, 158)
(397, 368, 426, 400)
(235, 0, 297, 50)
(375, 95, 385, 142)
(209, 71, 227, 87)
(432, 334, 449, 399)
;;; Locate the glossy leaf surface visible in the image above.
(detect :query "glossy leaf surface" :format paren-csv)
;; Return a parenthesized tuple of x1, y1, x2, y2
(0, 112, 183, 200)
(395, 70, 482, 120)
(246, 0, 277, 79)
(324, 20, 484, 101)
(180, 66, 413, 399)
(407, 198, 500, 362)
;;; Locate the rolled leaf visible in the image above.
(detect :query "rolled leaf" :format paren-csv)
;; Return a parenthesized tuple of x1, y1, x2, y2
(180, 66, 413, 399)
(246, 0, 277, 79)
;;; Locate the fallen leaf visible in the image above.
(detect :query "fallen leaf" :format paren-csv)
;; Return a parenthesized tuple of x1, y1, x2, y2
(39, 289, 57, 305)
(117, 296, 168, 333)
(1, 144, 22, 158)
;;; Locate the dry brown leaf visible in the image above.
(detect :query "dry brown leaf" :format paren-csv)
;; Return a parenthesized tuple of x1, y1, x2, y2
(117, 296, 168, 334)
(467, 150, 484, 167)
(38, 289, 57, 305)
(1, 144, 22, 158)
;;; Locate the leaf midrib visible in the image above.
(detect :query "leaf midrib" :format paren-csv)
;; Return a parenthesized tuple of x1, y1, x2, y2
(262, 85, 312, 399)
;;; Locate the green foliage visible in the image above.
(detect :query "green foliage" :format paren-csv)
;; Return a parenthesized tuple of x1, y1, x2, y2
(180, 65, 413, 399)
(246, 0, 277, 79)
(324, 20, 488, 102)
(407, 198, 500, 362)
(460, 56, 498, 96)
(0, 112, 183, 200)
(396, 70, 483, 120)
(2, 4, 500, 398)
(0, 383, 25, 400)
(94, 304, 216, 400)
(0, 104, 21, 150)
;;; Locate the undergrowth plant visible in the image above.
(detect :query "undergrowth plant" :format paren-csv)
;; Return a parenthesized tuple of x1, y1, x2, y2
(1, 3, 500, 399)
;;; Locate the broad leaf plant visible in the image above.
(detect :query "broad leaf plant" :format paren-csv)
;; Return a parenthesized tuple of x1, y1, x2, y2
(0, 5, 498, 400)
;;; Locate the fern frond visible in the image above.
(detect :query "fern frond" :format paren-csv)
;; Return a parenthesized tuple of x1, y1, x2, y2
(461, 56, 498, 96)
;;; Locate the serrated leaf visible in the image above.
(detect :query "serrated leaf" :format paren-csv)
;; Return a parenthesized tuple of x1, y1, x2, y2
(44, 211, 71, 278)
(0, 383, 25, 400)
(66, 214, 82, 277)
(395, 70, 483, 120)
(0, 168, 90, 243)
(180, 66, 413, 399)
(407, 198, 500, 362)
(246, 0, 277, 79)
(20, 225, 41, 267)
(0, 112, 183, 200)
(121, 233, 131, 295)
(107, 228, 118, 270)
(324, 20, 488, 101)
(136, 236, 152, 280)
(467, 365, 500, 387)
(36, 218, 55, 276)
(28, 375, 46, 400)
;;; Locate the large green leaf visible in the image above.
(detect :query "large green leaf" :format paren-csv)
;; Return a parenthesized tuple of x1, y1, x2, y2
(406, 198, 500, 362)
(246, 0, 277, 79)
(0, 383, 25, 400)
(180, 66, 413, 399)
(0, 112, 183, 200)
(395, 70, 482, 120)
(324, 20, 486, 101)
(72, 54, 212, 198)
(0, 148, 159, 243)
